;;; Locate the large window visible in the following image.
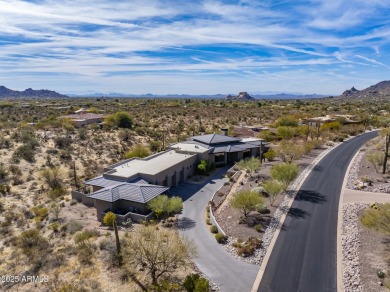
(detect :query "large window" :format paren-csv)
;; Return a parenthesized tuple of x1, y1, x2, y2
(215, 153, 225, 163)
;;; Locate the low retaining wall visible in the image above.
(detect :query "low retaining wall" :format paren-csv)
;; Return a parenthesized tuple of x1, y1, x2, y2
(71, 190, 94, 207)
(209, 184, 228, 236)
(102, 210, 154, 224)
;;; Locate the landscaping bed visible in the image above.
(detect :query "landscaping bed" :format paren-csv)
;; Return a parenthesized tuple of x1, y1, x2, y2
(211, 146, 332, 264)
(348, 135, 390, 193)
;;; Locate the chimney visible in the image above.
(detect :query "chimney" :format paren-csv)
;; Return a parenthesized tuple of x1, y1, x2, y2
(221, 128, 228, 136)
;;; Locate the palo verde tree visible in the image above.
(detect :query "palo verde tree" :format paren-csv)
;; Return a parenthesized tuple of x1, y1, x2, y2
(147, 195, 183, 218)
(263, 179, 284, 206)
(122, 226, 196, 286)
(230, 190, 264, 217)
(270, 162, 299, 190)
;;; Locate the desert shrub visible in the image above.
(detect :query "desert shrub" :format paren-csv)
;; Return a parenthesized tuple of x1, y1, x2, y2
(54, 136, 72, 149)
(78, 128, 87, 140)
(103, 211, 117, 226)
(124, 144, 151, 159)
(74, 229, 99, 245)
(215, 233, 227, 244)
(183, 274, 209, 292)
(377, 270, 385, 279)
(361, 203, 390, 234)
(40, 167, 65, 191)
(16, 229, 49, 257)
(67, 220, 83, 234)
(0, 163, 8, 179)
(320, 121, 341, 132)
(236, 237, 262, 257)
(275, 116, 299, 127)
(210, 225, 218, 234)
(263, 149, 276, 161)
(236, 157, 261, 174)
(0, 184, 10, 195)
(12, 144, 36, 162)
(105, 111, 133, 129)
(255, 225, 262, 232)
(258, 130, 278, 142)
(50, 222, 60, 232)
(70, 199, 78, 206)
(206, 218, 211, 225)
(31, 206, 49, 220)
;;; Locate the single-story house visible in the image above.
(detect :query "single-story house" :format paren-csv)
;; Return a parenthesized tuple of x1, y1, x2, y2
(61, 112, 105, 128)
(72, 130, 266, 223)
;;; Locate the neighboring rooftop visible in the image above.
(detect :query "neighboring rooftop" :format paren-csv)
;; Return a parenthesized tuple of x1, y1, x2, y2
(190, 133, 240, 145)
(88, 183, 169, 203)
(169, 142, 210, 153)
(107, 150, 196, 179)
(62, 113, 105, 120)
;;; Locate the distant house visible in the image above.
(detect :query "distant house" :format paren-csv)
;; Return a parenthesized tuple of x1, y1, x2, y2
(72, 130, 266, 223)
(61, 112, 105, 128)
(233, 125, 269, 138)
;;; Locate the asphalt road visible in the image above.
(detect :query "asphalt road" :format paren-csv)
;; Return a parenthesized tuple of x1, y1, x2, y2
(258, 131, 378, 292)
(170, 167, 259, 292)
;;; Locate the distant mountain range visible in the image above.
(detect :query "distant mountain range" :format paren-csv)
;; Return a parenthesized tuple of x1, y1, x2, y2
(337, 80, 390, 101)
(0, 86, 68, 98)
(68, 91, 326, 99)
(6, 82, 390, 100)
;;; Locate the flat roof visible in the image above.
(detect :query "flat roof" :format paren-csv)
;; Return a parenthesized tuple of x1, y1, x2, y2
(108, 150, 196, 179)
(169, 142, 210, 153)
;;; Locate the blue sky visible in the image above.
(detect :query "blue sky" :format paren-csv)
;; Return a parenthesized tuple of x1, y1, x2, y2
(0, 0, 389, 95)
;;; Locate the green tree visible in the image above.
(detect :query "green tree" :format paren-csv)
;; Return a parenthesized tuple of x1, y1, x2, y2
(263, 179, 284, 206)
(230, 190, 264, 217)
(183, 274, 209, 292)
(147, 195, 183, 218)
(276, 126, 296, 140)
(125, 144, 151, 159)
(270, 163, 299, 189)
(105, 111, 133, 129)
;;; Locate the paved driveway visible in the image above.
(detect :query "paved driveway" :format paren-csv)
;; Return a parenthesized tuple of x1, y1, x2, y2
(170, 167, 259, 292)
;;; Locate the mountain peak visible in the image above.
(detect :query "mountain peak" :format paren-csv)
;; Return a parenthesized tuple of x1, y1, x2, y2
(0, 85, 68, 99)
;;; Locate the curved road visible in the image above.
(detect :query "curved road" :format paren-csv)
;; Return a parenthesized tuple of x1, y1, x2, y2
(170, 167, 258, 292)
(258, 131, 378, 292)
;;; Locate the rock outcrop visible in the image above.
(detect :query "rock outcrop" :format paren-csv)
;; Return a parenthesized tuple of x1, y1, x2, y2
(226, 92, 255, 101)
